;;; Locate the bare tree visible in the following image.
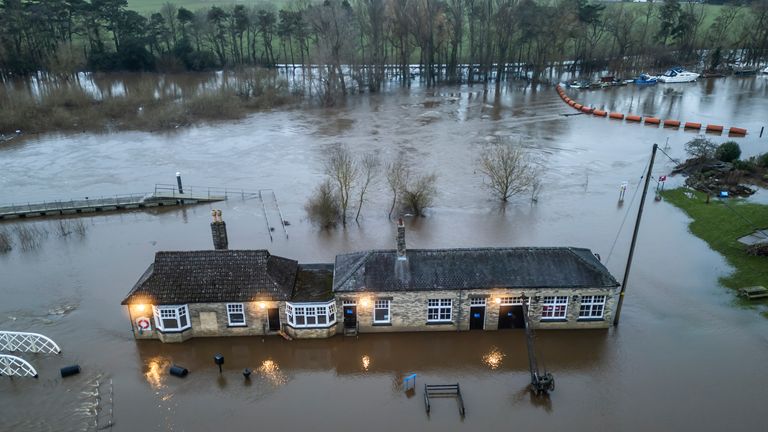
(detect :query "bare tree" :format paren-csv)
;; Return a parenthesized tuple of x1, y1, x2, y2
(305, 179, 341, 228)
(324, 144, 359, 225)
(478, 140, 537, 202)
(355, 152, 380, 222)
(385, 152, 409, 219)
(401, 173, 437, 217)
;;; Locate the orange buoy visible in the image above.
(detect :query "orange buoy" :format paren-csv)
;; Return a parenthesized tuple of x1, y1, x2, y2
(684, 122, 701, 130)
(706, 124, 724, 133)
(663, 120, 681, 128)
(593, 109, 607, 117)
(574, 103, 583, 110)
(581, 106, 593, 114)
(626, 115, 642, 122)
(645, 117, 660, 125)
(729, 127, 747, 135)
(568, 100, 576, 107)
(609, 112, 624, 120)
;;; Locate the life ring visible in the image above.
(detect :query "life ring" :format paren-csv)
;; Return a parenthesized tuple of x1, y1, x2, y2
(136, 317, 151, 330)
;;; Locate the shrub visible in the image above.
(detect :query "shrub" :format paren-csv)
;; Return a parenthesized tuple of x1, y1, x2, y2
(715, 141, 741, 163)
(305, 180, 341, 228)
(758, 153, 768, 168)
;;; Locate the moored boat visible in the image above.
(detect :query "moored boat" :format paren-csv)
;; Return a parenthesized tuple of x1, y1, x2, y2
(634, 73, 657, 85)
(656, 67, 699, 83)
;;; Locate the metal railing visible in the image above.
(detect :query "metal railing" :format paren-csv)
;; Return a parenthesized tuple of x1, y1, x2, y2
(0, 330, 62, 354)
(0, 354, 38, 378)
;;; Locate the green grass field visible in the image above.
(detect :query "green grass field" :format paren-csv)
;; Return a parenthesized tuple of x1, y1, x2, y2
(661, 188, 768, 297)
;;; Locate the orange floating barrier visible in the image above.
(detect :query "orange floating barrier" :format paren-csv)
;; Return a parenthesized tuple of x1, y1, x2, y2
(729, 127, 747, 135)
(706, 124, 724, 133)
(581, 106, 593, 114)
(663, 120, 681, 128)
(684, 122, 701, 130)
(626, 115, 642, 122)
(568, 100, 576, 107)
(574, 103, 583, 110)
(609, 112, 624, 120)
(645, 117, 660, 125)
(592, 109, 607, 117)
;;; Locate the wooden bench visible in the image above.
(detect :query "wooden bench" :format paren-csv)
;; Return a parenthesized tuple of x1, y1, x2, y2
(739, 286, 768, 300)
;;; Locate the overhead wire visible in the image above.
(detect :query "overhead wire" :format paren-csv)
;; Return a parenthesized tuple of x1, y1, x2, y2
(605, 156, 650, 265)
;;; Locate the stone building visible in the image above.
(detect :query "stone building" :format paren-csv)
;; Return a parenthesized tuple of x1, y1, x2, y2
(122, 221, 619, 343)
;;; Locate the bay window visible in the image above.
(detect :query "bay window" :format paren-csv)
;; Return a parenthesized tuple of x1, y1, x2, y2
(286, 301, 337, 328)
(152, 305, 190, 332)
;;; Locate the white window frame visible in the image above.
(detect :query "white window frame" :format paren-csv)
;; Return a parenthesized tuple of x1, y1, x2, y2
(226, 303, 246, 326)
(373, 300, 391, 323)
(499, 296, 530, 305)
(427, 299, 452, 322)
(285, 300, 337, 328)
(578, 295, 606, 319)
(470, 298, 486, 306)
(152, 305, 191, 332)
(540, 296, 568, 321)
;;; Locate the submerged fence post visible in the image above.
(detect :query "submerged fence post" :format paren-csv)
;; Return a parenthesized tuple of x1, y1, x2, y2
(176, 172, 184, 195)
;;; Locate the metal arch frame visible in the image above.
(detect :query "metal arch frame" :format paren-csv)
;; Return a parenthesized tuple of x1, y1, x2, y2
(0, 331, 62, 354)
(0, 354, 38, 378)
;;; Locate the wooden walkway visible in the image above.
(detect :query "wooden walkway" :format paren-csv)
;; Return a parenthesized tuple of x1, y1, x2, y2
(0, 186, 227, 220)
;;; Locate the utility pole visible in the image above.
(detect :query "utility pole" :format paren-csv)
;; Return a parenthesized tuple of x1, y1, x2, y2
(614, 143, 657, 326)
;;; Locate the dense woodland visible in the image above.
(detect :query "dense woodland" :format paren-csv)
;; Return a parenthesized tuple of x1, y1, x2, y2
(1, 0, 768, 90)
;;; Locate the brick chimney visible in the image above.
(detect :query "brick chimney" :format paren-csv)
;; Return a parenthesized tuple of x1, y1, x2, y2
(394, 218, 410, 284)
(211, 209, 228, 250)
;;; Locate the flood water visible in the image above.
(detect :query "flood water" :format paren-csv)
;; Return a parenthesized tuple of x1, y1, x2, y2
(2, 75, 768, 431)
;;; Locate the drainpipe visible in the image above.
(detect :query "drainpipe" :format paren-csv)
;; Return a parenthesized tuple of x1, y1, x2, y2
(456, 289, 463, 332)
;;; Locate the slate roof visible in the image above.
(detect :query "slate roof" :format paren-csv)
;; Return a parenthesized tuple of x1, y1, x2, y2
(121, 250, 298, 305)
(333, 247, 620, 292)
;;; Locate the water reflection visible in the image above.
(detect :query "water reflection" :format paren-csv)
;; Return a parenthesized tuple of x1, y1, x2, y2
(257, 359, 287, 387)
(482, 347, 505, 370)
(361, 355, 371, 371)
(144, 356, 171, 390)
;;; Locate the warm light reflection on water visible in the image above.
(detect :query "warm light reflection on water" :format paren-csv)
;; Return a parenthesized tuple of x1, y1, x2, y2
(361, 355, 371, 371)
(144, 357, 171, 389)
(258, 359, 287, 387)
(483, 347, 505, 370)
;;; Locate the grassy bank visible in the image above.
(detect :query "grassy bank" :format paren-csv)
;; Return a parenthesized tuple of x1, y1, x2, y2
(0, 70, 291, 137)
(661, 188, 768, 297)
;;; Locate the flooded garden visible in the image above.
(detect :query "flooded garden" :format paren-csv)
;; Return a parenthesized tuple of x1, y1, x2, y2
(2, 74, 768, 431)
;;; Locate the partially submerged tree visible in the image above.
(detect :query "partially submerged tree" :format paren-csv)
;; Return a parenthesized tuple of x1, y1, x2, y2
(323, 144, 359, 225)
(401, 173, 437, 217)
(305, 179, 341, 229)
(385, 152, 409, 219)
(354, 152, 380, 222)
(478, 140, 538, 202)
(684, 136, 718, 160)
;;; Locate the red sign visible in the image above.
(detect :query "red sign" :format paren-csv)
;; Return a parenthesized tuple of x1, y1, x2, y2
(659, 175, 667, 182)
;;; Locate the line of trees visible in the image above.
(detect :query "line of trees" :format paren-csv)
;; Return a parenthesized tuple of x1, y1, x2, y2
(2, 0, 768, 86)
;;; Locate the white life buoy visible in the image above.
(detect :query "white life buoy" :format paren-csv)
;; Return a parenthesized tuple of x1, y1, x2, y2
(136, 317, 151, 331)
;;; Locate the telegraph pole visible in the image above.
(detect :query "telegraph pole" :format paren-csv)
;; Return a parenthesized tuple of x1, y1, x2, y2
(614, 143, 658, 326)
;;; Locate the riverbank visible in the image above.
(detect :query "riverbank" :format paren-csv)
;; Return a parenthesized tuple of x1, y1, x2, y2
(0, 70, 292, 139)
(661, 188, 768, 303)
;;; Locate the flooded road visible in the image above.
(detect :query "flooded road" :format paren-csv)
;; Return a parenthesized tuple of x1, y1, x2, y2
(2, 76, 768, 431)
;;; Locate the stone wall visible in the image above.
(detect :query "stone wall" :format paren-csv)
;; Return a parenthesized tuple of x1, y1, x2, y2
(126, 286, 618, 343)
(126, 301, 284, 343)
(335, 287, 617, 334)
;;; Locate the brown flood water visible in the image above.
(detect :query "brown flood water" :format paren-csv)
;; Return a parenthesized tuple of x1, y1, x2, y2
(2, 76, 768, 431)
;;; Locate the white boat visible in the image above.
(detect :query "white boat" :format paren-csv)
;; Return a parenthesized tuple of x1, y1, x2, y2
(657, 67, 699, 83)
(763, 66, 768, 74)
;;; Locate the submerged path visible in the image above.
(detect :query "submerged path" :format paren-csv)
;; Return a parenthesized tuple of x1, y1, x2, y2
(0, 185, 227, 220)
